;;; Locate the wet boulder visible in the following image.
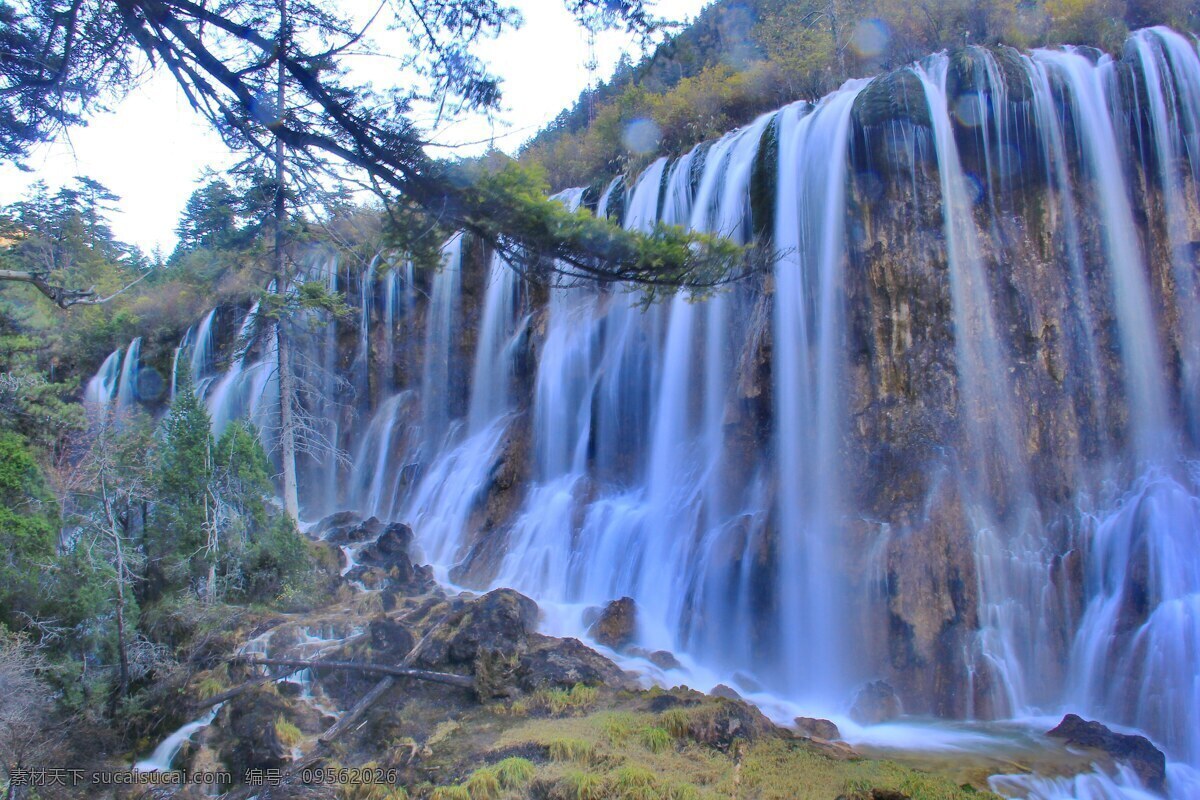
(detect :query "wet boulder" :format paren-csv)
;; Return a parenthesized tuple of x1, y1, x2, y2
(850, 680, 903, 725)
(588, 597, 637, 649)
(322, 515, 385, 545)
(368, 615, 415, 658)
(517, 634, 637, 692)
(216, 687, 294, 775)
(311, 510, 361, 538)
(649, 650, 682, 670)
(795, 717, 842, 741)
(1046, 714, 1166, 792)
(350, 523, 435, 593)
(410, 589, 538, 668)
(710, 684, 744, 702)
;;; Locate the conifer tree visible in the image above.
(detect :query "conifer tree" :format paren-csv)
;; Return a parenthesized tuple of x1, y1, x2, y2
(151, 376, 214, 593)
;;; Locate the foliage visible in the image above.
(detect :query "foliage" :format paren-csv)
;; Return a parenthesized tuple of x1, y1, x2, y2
(0, 431, 58, 628)
(521, 0, 1194, 191)
(149, 380, 214, 590)
(460, 160, 757, 292)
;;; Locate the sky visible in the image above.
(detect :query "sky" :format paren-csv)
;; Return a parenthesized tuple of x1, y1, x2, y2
(0, 0, 713, 256)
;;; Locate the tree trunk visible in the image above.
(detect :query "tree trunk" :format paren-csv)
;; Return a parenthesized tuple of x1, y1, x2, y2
(828, 0, 845, 77)
(274, 0, 300, 522)
(101, 478, 131, 698)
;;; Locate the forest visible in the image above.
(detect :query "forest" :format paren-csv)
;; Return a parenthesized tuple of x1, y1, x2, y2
(3, 0, 1200, 798)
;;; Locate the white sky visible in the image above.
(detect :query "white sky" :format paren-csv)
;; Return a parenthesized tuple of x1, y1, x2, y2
(0, 0, 712, 256)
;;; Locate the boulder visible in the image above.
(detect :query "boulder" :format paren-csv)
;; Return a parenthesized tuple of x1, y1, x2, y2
(649, 650, 682, 670)
(517, 634, 637, 692)
(217, 687, 293, 775)
(710, 684, 743, 702)
(351, 523, 435, 593)
(1046, 714, 1166, 792)
(410, 589, 538, 668)
(732, 671, 764, 693)
(850, 680, 903, 725)
(588, 597, 637, 649)
(678, 696, 780, 751)
(311, 510, 361, 538)
(794, 717, 841, 741)
(368, 615, 415, 657)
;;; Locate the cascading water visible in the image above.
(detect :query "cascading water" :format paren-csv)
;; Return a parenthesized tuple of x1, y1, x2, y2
(91, 26, 1200, 798)
(189, 307, 218, 395)
(84, 348, 122, 409)
(116, 337, 141, 412)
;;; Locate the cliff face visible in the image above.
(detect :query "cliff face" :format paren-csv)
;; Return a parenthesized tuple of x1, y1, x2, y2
(97, 29, 1200, 764)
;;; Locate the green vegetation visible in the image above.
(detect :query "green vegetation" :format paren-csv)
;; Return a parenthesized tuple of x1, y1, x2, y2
(492, 757, 537, 788)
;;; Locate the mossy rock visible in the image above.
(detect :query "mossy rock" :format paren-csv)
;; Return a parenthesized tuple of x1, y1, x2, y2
(945, 46, 1033, 105)
(852, 69, 931, 129)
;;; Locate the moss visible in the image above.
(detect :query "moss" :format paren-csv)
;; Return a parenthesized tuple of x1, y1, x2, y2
(852, 69, 931, 129)
(749, 116, 779, 241)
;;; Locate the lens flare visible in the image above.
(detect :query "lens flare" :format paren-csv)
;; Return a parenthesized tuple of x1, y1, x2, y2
(850, 19, 890, 59)
(622, 118, 662, 155)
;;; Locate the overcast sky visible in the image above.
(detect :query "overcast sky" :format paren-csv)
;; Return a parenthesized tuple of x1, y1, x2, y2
(0, 0, 712, 256)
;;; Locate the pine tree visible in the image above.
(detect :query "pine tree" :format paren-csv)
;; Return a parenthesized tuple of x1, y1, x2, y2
(150, 377, 214, 594)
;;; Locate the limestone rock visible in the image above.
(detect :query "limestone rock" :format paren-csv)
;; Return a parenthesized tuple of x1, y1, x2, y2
(850, 680, 903, 725)
(1046, 714, 1166, 792)
(794, 717, 841, 741)
(517, 634, 637, 692)
(710, 684, 743, 701)
(368, 615, 415, 657)
(649, 650, 682, 670)
(410, 588, 538, 668)
(588, 596, 637, 649)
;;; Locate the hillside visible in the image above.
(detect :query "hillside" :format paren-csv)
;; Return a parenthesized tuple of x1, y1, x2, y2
(520, 0, 1199, 189)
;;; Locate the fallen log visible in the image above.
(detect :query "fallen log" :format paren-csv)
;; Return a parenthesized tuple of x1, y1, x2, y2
(194, 667, 302, 711)
(230, 655, 474, 689)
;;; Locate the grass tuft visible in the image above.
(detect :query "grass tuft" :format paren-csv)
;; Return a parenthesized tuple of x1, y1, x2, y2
(548, 737, 596, 765)
(274, 717, 303, 748)
(560, 770, 605, 800)
(493, 757, 536, 788)
(659, 708, 691, 739)
(464, 767, 501, 800)
(640, 726, 672, 754)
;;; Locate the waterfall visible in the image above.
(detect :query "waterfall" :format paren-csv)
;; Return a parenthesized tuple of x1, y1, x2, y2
(115, 338, 142, 412)
(87, 26, 1200, 798)
(84, 348, 122, 409)
(771, 83, 867, 699)
(189, 308, 217, 396)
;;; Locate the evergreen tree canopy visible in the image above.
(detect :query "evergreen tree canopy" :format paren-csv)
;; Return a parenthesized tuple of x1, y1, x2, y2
(0, 0, 767, 297)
